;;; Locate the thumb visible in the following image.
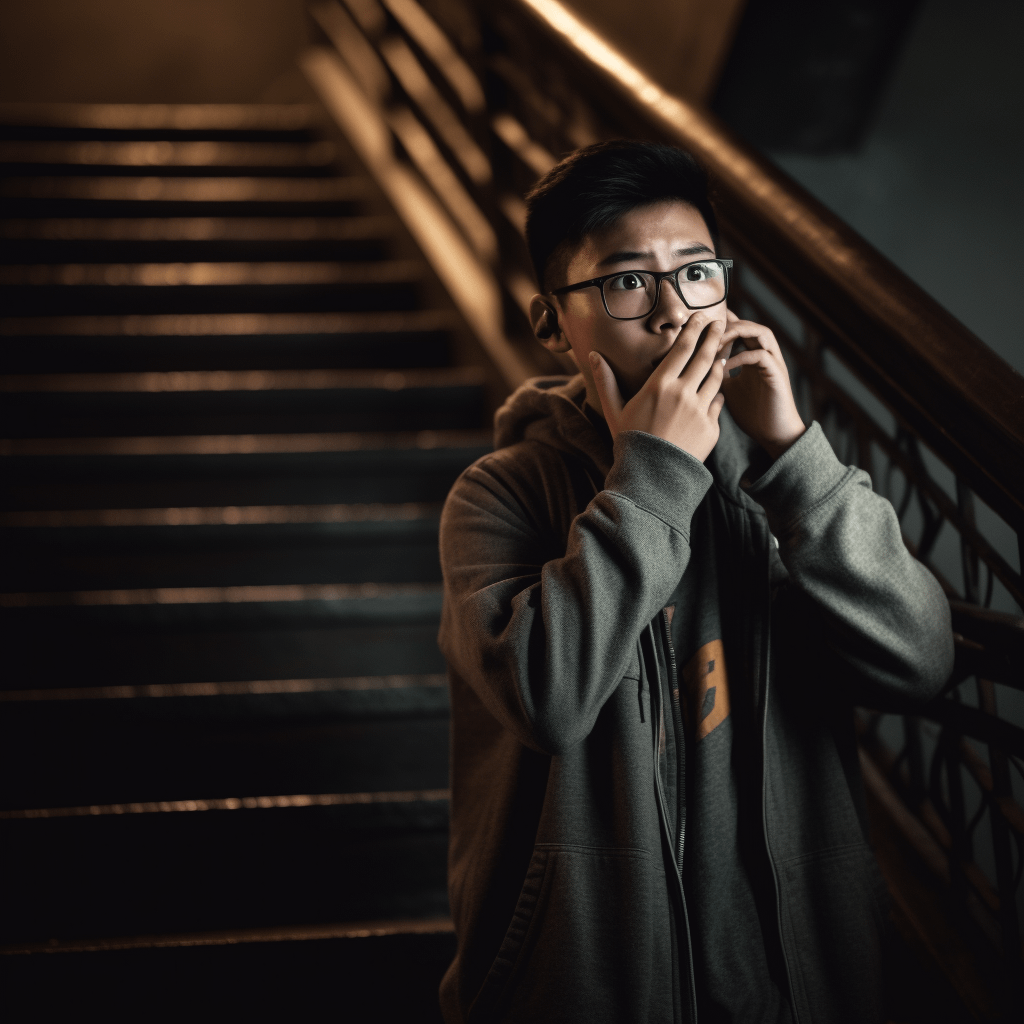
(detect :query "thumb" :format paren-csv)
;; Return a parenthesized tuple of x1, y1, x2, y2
(589, 351, 624, 433)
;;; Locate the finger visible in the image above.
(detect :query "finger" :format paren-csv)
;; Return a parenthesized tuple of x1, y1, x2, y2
(725, 307, 740, 324)
(588, 351, 624, 429)
(709, 391, 726, 420)
(679, 318, 726, 387)
(724, 348, 776, 377)
(653, 312, 717, 381)
(697, 356, 727, 408)
(720, 321, 781, 357)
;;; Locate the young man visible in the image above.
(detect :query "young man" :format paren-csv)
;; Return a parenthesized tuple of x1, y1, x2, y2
(437, 141, 952, 1024)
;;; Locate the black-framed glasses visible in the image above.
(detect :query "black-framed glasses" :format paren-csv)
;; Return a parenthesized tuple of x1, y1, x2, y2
(550, 258, 733, 320)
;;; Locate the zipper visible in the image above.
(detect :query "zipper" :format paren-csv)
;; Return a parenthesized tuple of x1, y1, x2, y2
(661, 611, 685, 876)
(647, 620, 698, 1024)
(759, 545, 799, 1024)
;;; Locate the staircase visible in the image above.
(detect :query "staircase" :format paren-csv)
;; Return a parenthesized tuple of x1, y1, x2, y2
(0, 103, 489, 1020)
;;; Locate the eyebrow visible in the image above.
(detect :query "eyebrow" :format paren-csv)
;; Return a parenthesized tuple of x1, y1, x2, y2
(597, 242, 714, 267)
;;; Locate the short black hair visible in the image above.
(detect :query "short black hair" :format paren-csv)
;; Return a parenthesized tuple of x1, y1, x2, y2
(524, 140, 719, 292)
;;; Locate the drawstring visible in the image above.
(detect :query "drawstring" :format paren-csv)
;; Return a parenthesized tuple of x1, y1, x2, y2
(637, 640, 646, 722)
(646, 621, 663, 733)
(638, 622, 664, 731)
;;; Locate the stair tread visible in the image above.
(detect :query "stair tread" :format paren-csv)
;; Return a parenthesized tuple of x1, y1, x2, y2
(2, 366, 480, 391)
(3, 618, 447, 685)
(1, 428, 491, 456)
(1, 580, 443, 607)
(2, 786, 451, 821)
(1, 915, 453, 956)
(0, 103, 322, 132)
(2, 799, 451, 940)
(0, 214, 398, 241)
(1, 175, 371, 202)
(2, 448, 489, 512)
(0, 308, 456, 336)
(0, 139, 342, 170)
(1, 672, 448, 702)
(3, 527, 444, 590)
(2, 924, 454, 1023)
(0, 258, 425, 286)
(3, 501, 442, 527)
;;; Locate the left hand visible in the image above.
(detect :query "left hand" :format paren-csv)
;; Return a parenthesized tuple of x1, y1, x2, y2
(720, 309, 806, 459)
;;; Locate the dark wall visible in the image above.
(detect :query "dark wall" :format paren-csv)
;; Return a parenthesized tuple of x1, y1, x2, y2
(713, 0, 921, 153)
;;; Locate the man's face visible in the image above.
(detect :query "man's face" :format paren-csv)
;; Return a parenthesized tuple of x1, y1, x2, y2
(552, 200, 726, 408)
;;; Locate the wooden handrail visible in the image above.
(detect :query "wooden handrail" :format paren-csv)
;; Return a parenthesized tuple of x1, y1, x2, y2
(499, 0, 1024, 537)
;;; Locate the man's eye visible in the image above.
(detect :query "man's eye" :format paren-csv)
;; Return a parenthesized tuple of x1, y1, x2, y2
(609, 273, 646, 291)
(683, 262, 717, 282)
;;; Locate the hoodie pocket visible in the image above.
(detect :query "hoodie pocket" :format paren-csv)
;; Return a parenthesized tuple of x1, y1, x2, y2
(777, 842, 885, 1024)
(470, 843, 664, 1024)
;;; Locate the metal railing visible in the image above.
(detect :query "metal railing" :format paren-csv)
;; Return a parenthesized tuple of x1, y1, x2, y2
(303, 0, 1024, 1013)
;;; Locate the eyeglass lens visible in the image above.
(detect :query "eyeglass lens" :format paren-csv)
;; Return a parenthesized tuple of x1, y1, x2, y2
(602, 261, 726, 319)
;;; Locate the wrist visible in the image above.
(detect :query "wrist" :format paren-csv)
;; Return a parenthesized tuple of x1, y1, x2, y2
(762, 421, 807, 461)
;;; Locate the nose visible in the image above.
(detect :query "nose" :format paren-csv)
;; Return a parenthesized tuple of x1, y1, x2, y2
(647, 273, 689, 330)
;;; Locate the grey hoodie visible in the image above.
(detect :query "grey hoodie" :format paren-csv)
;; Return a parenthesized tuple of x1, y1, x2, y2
(437, 375, 952, 1024)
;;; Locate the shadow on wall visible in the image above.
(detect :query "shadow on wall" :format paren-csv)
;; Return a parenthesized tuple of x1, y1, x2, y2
(0, 0, 310, 104)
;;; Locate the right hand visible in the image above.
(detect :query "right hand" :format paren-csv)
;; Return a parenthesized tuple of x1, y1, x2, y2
(589, 312, 728, 463)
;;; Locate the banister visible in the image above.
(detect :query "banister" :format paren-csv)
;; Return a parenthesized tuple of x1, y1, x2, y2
(497, 0, 1024, 537)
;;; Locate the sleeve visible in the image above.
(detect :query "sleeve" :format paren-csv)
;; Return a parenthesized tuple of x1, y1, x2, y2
(438, 430, 713, 754)
(744, 421, 954, 708)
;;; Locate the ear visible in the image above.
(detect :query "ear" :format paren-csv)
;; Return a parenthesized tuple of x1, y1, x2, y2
(529, 294, 571, 354)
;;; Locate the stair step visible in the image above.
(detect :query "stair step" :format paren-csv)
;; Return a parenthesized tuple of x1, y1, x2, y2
(2, 214, 396, 240)
(1, 683, 450, 808)
(2, 585, 446, 686)
(1, 921, 454, 1023)
(2, 427, 491, 454)
(0, 259, 426, 315)
(0, 310, 454, 372)
(0, 175, 372, 219)
(1, 330, 452, 373)
(0, 238, 392, 264)
(3, 521, 442, 591)
(3, 499, 445, 588)
(0, 367, 484, 436)
(0, 259, 418, 285)
(0, 139, 343, 178)
(3, 500, 442, 526)
(0, 102, 323, 138)
(0, 214, 398, 267)
(1, 670, 448, 702)
(0, 790, 450, 939)
(1, 436, 491, 509)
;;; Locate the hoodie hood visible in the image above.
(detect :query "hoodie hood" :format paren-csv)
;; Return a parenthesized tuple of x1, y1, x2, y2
(493, 374, 615, 477)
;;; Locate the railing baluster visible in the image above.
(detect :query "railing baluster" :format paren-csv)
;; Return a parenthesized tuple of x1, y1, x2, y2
(943, 715, 972, 901)
(904, 714, 926, 804)
(976, 676, 1021, 998)
(958, 481, 981, 606)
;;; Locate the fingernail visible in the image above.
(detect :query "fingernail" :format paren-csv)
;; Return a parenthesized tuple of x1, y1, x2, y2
(588, 351, 599, 365)
(721, 358, 726, 365)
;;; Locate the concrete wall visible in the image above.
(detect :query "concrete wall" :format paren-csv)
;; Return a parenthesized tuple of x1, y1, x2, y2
(0, 0, 309, 103)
